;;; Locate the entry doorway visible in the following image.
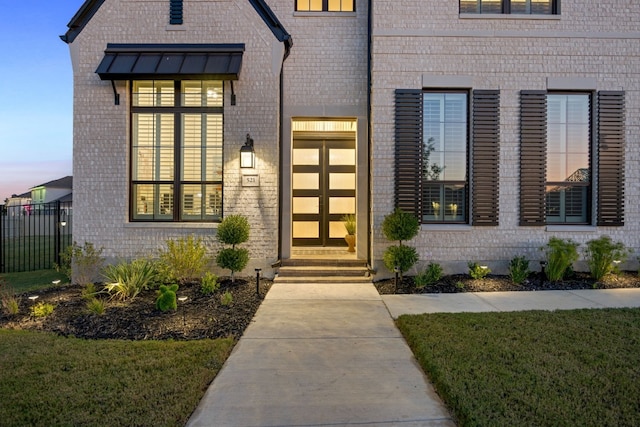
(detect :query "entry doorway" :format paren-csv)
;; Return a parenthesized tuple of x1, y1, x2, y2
(291, 120, 356, 247)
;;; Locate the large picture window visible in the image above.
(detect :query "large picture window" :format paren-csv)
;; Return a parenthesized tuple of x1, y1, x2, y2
(460, 0, 558, 15)
(422, 92, 468, 223)
(545, 94, 591, 223)
(131, 80, 223, 222)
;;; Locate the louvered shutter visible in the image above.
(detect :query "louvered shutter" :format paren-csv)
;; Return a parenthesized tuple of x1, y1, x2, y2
(597, 91, 625, 226)
(472, 90, 500, 226)
(519, 91, 547, 226)
(394, 89, 423, 218)
(170, 0, 183, 25)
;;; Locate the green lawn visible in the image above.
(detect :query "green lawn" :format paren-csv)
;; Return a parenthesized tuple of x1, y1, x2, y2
(397, 308, 640, 426)
(0, 330, 234, 427)
(1, 269, 68, 293)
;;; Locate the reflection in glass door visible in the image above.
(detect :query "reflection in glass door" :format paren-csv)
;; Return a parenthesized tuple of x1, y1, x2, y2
(292, 139, 356, 246)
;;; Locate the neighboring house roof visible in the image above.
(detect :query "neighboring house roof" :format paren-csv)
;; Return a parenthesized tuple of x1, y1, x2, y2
(60, 0, 292, 56)
(31, 176, 73, 190)
(57, 193, 74, 203)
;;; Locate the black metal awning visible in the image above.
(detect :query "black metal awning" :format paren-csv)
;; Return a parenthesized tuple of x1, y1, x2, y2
(95, 43, 244, 80)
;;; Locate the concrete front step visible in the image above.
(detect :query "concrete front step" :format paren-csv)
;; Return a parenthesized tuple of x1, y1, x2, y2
(281, 258, 367, 268)
(274, 275, 372, 283)
(277, 266, 368, 277)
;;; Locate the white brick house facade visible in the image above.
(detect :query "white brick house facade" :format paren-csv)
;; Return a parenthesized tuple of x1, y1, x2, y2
(63, 0, 640, 278)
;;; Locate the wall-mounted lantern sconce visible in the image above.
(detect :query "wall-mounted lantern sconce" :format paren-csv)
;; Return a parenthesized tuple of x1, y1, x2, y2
(240, 134, 255, 168)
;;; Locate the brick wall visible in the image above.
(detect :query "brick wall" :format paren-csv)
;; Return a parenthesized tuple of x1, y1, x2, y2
(371, 0, 640, 275)
(69, 0, 284, 276)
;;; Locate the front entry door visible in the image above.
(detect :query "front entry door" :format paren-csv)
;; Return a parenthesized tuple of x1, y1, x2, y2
(292, 139, 356, 246)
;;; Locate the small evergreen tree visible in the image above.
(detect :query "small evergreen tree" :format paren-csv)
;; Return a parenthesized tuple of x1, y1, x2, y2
(382, 208, 420, 279)
(215, 215, 250, 283)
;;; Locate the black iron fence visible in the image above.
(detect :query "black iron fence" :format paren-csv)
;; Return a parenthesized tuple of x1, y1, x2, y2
(0, 201, 73, 273)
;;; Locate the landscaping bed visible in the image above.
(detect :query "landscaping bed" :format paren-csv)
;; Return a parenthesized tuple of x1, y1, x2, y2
(0, 278, 272, 341)
(375, 271, 640, 294)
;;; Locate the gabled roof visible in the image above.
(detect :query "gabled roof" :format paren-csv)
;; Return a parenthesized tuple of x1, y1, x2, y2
(32, 176, 73, 190)
(60, 0, 292, 57)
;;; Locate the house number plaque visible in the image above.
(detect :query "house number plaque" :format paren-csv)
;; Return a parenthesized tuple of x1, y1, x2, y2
(242, 175, 260, 187)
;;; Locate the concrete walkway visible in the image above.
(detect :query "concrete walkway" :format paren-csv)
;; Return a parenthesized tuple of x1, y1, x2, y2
(187, 282, 455, 427)
(187, 284, 640, 427)
(383, 287, 640, 318)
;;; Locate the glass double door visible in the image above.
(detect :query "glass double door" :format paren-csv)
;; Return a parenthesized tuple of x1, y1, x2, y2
(292, 138, 356, 246)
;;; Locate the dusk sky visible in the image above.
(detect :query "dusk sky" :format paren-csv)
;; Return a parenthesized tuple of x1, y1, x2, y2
(0, 1, 85, 201)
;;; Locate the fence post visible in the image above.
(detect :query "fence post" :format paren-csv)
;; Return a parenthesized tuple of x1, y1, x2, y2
(0, 204, 4, 273)
(55, 200, 61, 267)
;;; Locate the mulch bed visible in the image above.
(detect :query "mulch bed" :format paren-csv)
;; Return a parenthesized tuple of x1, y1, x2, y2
(0, 278, 271, 341)
(375, 271, 640, 294)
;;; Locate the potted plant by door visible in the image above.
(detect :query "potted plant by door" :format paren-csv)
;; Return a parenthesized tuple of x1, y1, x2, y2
(342, 214, 356, 252)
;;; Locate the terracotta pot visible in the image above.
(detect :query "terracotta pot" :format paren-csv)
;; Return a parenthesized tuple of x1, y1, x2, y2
(344, 234, 356, 252)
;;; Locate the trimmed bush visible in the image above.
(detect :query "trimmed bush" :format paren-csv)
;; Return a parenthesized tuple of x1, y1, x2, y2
(382, 208, 420, 279)
(216, 215, 250, 283)
(382, 208, 419, 244)
(156, 284, 179, 312)
(217, 215, 250, 246)
(383, 245, 419, 276)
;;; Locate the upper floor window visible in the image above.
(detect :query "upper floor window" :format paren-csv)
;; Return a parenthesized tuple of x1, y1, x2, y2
(296, 0, 355, 12)
(460, 0, 559, 15)
(131, 80, 224, 222)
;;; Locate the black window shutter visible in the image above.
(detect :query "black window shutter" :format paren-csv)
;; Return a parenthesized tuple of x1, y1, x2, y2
(597, 91, 625, 226)
(472, 90, 500, 226)
(170, 0, 183, 25)
(394, 89, 423, 218)
(519, 91, 547, 226)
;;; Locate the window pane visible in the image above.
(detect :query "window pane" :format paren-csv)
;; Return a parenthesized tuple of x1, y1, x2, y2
(422, 183, 466, 222)
(460, 0, 480, 13)
(531, 0, 551, 14)
(133, 184, 174, 220)
(546, 93, 590, 223)
(133, 114, 174, 181)
(181, 184, 203, 219)
(182, 81, 223, 107)
(423, 92, 467, 182)
(182, 114, 203, 181)
(328, 0, 354, 11)
(480, 0, 502, 13)
(205, 184, 222, 220)
(205, 114, 223, 181)
(511, 0, 537, 13)
(133, 81, 174, 107)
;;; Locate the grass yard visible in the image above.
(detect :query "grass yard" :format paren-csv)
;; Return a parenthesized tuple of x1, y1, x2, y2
(1, 269, 67, 293)
(397, 308, 640, 427)
(0, 330, 234, 426)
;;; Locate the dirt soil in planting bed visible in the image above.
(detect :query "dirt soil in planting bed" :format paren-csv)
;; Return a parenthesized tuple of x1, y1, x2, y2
(0, 278, 272, 341)
(375, 271, 640, 295)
